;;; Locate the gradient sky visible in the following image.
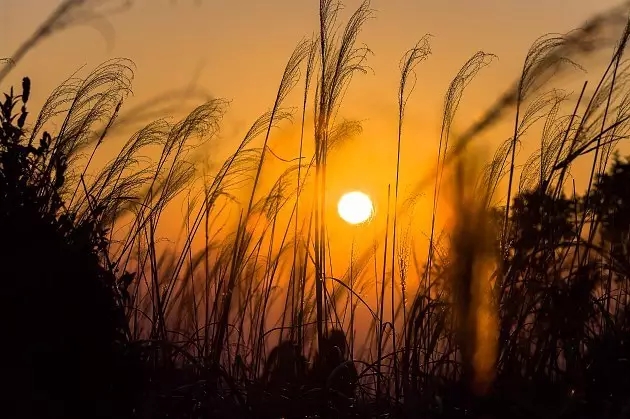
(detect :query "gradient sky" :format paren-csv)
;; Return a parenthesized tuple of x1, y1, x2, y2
(3, 0, 622, 119)
(4, 0, 630, 335)
(2, 0, 626, 261)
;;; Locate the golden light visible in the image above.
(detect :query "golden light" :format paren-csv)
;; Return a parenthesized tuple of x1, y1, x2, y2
(337, 191, 374, 225)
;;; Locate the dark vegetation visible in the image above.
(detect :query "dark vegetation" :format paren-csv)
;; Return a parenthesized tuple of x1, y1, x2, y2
(4, 0, 630, 418)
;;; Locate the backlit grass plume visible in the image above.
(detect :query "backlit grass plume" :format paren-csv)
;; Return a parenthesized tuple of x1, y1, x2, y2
(447, 147, 500, 397)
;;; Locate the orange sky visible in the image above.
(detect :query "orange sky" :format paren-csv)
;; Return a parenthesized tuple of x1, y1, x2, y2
(2, 0, 628, 334)
(2, 0, 625, 258)
(3, 0, 621, 124)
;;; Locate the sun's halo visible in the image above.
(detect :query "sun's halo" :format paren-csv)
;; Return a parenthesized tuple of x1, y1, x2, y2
(337, 191, 374, 225)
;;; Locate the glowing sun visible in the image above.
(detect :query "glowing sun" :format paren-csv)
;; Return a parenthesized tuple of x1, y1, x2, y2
(337, 191, 374, 225)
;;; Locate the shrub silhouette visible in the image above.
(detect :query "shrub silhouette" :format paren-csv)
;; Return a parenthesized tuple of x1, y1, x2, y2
(1, 78, 135, 418)
(262, 340, 308, 390)
(307, 329, 358, 415)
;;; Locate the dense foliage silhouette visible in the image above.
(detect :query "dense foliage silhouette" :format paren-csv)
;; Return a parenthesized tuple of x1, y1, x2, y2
(1, 78, 137, 418)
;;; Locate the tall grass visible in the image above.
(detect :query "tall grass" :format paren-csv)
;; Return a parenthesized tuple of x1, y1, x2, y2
(5, 0, 630, 418)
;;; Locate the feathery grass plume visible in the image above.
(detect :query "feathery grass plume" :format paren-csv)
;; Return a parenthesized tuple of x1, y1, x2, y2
(497, 13, 626, 167)
(1, 75, 138, 418)
(11, 57, 232, 356)
(288, 37, 318, 349)
(349, 3, 630, 284)
(424, 51, 495, 284)
(517, 89, 572, 192)
(390, 36, 431, 399)
(313, 0, 372, 352)
(207, 39, 311, 370)
(244, 39, 311, 218)
(0, 0, 132, 83)
(447, 145, 500, 399)
(462, 8, 630, 228)
(419, 53, 495, 394)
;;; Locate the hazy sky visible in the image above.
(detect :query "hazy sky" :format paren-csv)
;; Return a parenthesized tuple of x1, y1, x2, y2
(4, 1, 630, 325)
(3, 0, 621, 118)
(1, 0, 626, 243)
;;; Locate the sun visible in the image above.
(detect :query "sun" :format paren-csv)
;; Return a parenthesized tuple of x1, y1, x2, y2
(337, 191, 374, 225)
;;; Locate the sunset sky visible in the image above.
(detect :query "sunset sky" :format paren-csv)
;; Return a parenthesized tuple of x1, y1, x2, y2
(2, 0, 627, 273)
(4, 0, 630, 346)
(3, 0, 621, 126)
